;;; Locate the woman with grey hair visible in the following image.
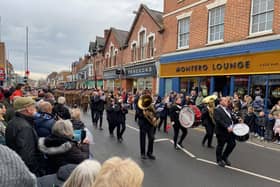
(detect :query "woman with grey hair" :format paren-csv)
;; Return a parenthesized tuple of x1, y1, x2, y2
(38, 120, 89, 173)
(63, 160, 101, 187)
(52, 96, 71, 120)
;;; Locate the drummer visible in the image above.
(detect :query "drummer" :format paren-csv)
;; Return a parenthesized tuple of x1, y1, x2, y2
(169, 96, 188, 150)
(214, 97, 239, 167)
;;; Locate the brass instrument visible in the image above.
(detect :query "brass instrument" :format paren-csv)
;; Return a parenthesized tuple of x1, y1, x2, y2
(138, 95, 159, 127)
(203, 95, 217, 125)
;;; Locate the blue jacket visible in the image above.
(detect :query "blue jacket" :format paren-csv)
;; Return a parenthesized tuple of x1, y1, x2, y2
(34, 112, 56, 137)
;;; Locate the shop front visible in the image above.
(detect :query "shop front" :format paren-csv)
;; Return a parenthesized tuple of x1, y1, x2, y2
(159, 37, 280, 110)
(124, 61, 157, 94)
(103, 69, 121, 92)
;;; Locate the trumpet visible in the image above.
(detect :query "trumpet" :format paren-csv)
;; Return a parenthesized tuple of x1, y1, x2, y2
(138, 95, 159, 127)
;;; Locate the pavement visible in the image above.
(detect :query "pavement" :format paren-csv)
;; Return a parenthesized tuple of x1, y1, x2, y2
(128, 109, 280, 152)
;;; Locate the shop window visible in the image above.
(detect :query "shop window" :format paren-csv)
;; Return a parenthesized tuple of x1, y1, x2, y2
(208, 5, 224, 43)
(165, 79, 172, 96)
(178, 17, 190, 49)
(250, 0, 274, 34)
(234, 76, 249, 97)
(180, 78, 198, 94)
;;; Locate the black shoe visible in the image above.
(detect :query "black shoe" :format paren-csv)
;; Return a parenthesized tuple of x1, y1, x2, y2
(207, 145, 214, 149)
(118, 138, 123, 143)
(223, 159, 231, 166)
(202, 142, 205, 147)
(174, 145, 180, 150)
(147, 154, 156, 160)
(178, 143, 184, 148)
(217, 160, 225, 167)
(110, 133, 114, 137)
(141, 155, 147, 160)
(99, 127, 104, 130)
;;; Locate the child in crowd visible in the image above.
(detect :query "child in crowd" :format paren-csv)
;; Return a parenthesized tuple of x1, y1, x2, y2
(265, 113, 275, 141)
(244, 106, 257, 135)
(273, 112, 280, 144)
(255, 111, 268, 140)
(70, 108, 92, 145)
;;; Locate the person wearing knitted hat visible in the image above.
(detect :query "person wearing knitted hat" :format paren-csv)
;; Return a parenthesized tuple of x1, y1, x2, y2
(0, 144, 37, 187)
(5, 97, 46, 177)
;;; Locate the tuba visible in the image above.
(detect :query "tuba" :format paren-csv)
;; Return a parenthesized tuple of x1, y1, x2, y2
(202, 95, 217, 125)
(138, 95, 159, 127)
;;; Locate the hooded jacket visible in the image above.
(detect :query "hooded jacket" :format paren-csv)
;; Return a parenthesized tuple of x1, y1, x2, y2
(38, 135, 88, 173)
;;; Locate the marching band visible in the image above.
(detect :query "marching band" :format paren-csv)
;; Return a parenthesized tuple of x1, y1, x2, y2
(53, 88, 253, 167)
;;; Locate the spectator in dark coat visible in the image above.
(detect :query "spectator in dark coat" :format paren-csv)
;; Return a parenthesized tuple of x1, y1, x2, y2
(5, 97, 46, 176)
(52, 96, 71, 120)
(116, 98, 128, 142)
(38, 120, 89, 174)
(37, 164, 77, 187)
(34, 101, 56, 137)
(2, 89, 15, 122)
(90, 91, 104, 129)
(244, 106, 257, 134)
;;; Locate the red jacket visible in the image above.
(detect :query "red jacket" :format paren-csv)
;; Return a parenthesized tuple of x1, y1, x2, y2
(10, 90, 23, 101)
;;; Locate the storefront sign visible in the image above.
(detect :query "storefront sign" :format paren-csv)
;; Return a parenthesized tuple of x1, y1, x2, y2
(160, 51, 280, 77)
(125, 63, 156, 78)
(103, 69, 118, 79)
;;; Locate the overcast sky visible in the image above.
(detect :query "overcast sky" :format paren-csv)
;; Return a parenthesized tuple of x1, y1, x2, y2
(0, 0, 163, 80)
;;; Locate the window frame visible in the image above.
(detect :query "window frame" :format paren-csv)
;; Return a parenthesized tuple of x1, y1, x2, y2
(207, 5, 225, 44)
(139, 31, 146, 59)
(249, 0, 274, 36)
(148, 36, 154, 58)
(177, 17, 190, 49)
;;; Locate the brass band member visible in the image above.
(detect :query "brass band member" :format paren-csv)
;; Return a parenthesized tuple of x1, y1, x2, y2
(201, 96, 216, 148)
(138, 91, 156, 160)
(214, 97, 237, 167)
(169, 96, 187, 150)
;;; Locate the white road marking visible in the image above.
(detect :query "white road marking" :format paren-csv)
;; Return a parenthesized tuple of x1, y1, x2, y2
(196, 158, 280, 184)
(169, 139, 196, 158)
(126, 124, 139, 132)
(126, 122, 280, 183)
(247, 141, 280, 152)
(154, 138, 170, 143)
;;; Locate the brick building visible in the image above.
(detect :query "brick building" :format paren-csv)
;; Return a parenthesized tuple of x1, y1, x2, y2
(159, 0, 280, 110)
(121, 4, 163, 94)
(89, 36, 105, 89)
(103, 27, 129, 92)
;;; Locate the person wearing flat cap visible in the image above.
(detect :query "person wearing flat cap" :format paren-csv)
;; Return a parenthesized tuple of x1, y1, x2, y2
(5, 97, 46, 177)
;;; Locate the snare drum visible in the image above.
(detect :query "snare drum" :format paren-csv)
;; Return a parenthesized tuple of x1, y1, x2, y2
(233, 123, 250, 142)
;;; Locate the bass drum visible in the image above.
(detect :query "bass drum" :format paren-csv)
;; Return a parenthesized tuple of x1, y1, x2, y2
(188, 105, 202, 128)
(233, 123, 250, 142)
(179, 106, 195, 128)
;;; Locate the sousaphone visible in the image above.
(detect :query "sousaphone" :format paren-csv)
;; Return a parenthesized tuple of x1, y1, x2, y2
(138, 95, 159, 127)
(202, 95, 218, 104)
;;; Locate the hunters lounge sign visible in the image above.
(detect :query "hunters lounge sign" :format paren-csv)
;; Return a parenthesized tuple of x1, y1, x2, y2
(160, 51, 280, 77)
